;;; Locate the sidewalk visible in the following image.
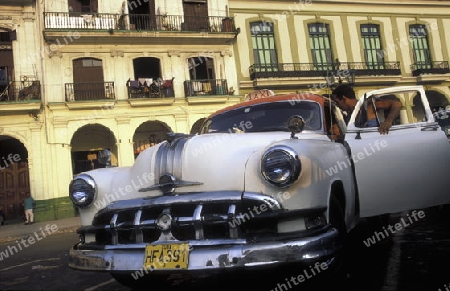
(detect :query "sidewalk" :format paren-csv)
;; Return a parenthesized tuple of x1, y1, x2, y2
(0, 216, 81, 242)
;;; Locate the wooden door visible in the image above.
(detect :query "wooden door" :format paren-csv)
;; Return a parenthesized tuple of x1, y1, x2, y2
(0, 161, 30, 220)
(183, 1, 209, 31)
(73, 58, 104, 100)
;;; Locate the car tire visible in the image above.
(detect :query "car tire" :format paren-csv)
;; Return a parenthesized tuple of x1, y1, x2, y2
(366, 214, 391, 237)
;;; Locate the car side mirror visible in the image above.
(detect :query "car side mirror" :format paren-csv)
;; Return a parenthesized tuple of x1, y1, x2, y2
(287, 115, 305, 139)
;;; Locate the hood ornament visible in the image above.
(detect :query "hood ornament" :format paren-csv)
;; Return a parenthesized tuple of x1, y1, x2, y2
(287, 115, 305, 139)
(139, 174, 203, 195)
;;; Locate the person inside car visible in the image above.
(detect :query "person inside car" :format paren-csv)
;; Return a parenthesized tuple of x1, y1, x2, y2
(331, 84, 402, 134)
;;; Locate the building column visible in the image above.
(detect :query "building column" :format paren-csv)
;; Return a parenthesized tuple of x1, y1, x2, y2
(116, 117, 135, 167)
(167, 51, 184, 98)
(28, 122, 45, 200)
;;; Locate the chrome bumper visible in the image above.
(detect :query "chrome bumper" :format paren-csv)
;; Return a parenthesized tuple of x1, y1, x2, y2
(69, 227, 340, 272)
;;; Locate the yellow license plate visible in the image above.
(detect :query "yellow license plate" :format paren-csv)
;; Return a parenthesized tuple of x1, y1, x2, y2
(143, 242, 189, 270)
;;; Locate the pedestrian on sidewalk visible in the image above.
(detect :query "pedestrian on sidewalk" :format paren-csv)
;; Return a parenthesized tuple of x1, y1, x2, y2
(24, 193, 35, 225)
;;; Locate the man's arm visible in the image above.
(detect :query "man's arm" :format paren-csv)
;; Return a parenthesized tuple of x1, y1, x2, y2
(376, 99, 402, 134)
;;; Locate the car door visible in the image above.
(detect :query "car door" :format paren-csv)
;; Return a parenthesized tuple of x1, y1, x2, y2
(344, 86, 450, 218)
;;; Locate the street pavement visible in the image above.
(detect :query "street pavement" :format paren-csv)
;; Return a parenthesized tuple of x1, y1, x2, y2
(0, 216, 81, 242)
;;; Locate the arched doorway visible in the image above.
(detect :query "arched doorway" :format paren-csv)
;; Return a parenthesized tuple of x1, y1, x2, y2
(190, 118, 206, 134)
(0, 136, 29, 220)
(133, 121, 171, 158)
(425, 90, 450, 113)
(70, 124, 118, 175)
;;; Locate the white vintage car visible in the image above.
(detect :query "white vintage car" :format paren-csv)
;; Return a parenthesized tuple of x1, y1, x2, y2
(68, 85, 450, 288)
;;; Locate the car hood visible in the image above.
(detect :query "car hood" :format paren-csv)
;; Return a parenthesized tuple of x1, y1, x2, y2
(130, 132, 301, 196)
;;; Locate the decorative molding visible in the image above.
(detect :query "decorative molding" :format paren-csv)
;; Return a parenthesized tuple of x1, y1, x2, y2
(14, 131, 27, 142)
(128, 98, 175, 107)
(48, 50, 62, 58)
(52, 117, 69, 127)
(110, 50, 124, 57)
(220, 50, 232, 57)
(0, 16, 12, 20)
(315, 14, 320, 20)
(0, 23, 13, 30)
(22, 12, 35, 21)
(115, 117, 131, 124)
(168, 50, 181, 57)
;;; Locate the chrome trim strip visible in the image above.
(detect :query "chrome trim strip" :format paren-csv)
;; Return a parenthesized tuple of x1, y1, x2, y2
(110, 213, 118, 245)
(99, 191, 245, 213)
(134, 210, 143, 243)
(173, 137, 187, 178)
(193, 205, 204, 240)
(242, 192, 282, 210)
(154, 136, 189, 183)
(69, 228, 340, 272)
(228, 204, 238, 238)
(155, 141, 169, 182)
(138, 179, 203, 192)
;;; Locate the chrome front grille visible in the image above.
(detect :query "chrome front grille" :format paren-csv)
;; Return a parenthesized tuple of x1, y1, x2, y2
(81, 192, 284, 245)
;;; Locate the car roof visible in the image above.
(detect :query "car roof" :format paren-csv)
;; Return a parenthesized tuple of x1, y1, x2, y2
(209, 93, 325, 118)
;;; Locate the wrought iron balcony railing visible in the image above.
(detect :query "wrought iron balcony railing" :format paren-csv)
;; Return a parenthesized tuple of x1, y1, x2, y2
(65, 82, 115, 101)
(0, 80, 41, 102)
(44, 12, 237, 33)
(184, 79, 228, 97)
(249, 62, 401, 80)
(127, 78, 174, 99)
(411, 61, 449, 76)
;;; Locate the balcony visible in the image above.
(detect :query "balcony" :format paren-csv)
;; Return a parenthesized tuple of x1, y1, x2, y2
(249, 62, 401, 80)
(65, 82, 115, 102)
(184, 79, 229, 97)
(43, 12, 238, 45)
(127, 78, 175, 99)
(0, 80, 41, 102)
(411, 61, 450, 77)
(0, 80, 41, 112)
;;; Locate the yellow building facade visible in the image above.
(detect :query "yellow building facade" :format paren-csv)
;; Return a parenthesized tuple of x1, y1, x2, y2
(0, 0, 241, 221)
(231, 0, 450, 109)
(0, 0, 449, 222)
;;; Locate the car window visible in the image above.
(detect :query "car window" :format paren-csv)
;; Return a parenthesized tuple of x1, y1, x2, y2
(200, 101, 322, 134)
(351, 89, 439, 130)
(355, 95, 402, 128)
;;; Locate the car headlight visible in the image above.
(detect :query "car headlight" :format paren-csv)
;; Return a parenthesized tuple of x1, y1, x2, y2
(261, 145, 301, 187)
(69, 174, 97, 208)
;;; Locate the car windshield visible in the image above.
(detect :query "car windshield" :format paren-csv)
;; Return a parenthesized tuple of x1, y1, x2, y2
(200, 100, 322, 134)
